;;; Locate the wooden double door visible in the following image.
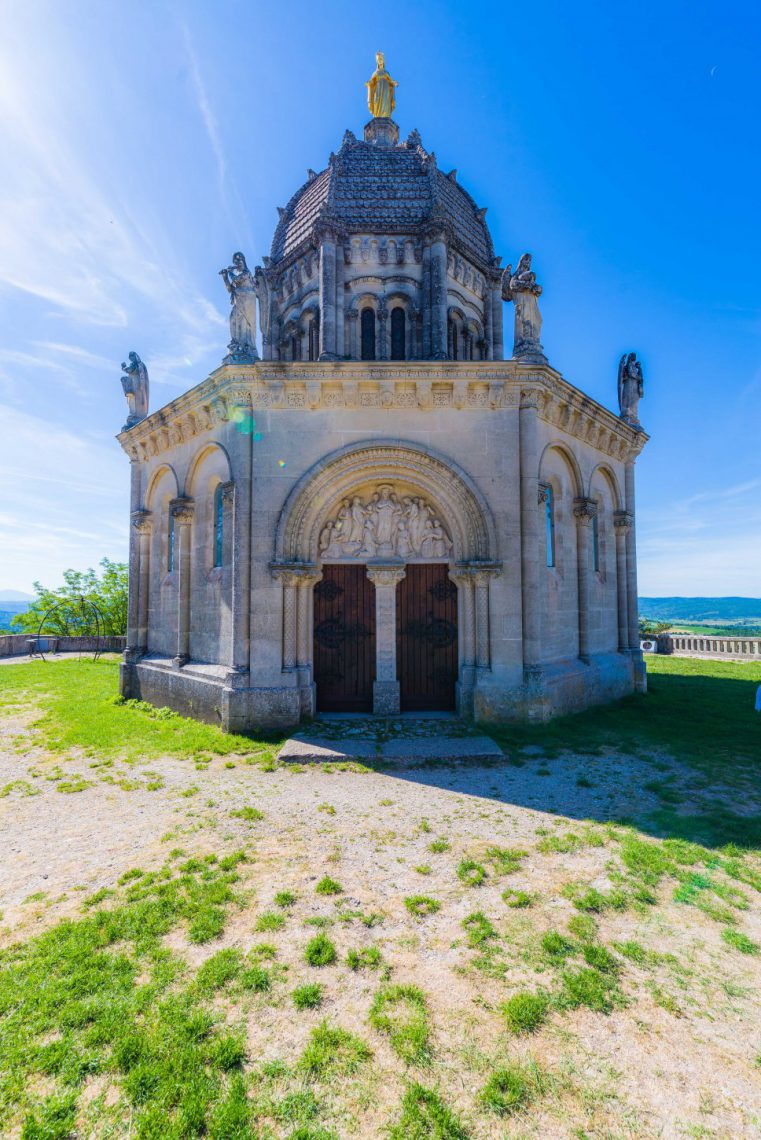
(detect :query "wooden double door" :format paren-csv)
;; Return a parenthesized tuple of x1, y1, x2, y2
(313, 564, 457, 713)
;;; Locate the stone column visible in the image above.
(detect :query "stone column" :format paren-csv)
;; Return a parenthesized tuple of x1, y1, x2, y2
(281, 573, 299, 671)
(430, 233, 449, 360)
(366, 564, 406, 715)
(519, 389, 542, 675)
(318, 235, 338, 360)
(421, 242, 432, 357)
(296, 566, 321, 716)
(474, 567, 500, 668)
(613, 510, 632, 652)
(347, 310, 358, 361)
(449, 568, 476, 669)
(624, 462, 639, 650)
(573, 498, 596, 662)
(378, 304, 389, 361)
(483, 286, 494, 360)
(170, 498, 194, 667)
(491, 279, 504, 361)
(132, 511, 152, 654)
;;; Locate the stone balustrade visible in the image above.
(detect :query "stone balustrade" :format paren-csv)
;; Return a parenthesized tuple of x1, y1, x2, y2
(0, 634, 126, 658)
(652, 633, 761, 660)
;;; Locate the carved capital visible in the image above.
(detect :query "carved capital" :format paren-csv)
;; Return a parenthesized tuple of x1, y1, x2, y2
(538, 483, 550, 505)
(271, 561, 321, 586)
(170, 497, 194, 525)
(613, 510, 634, 531)
(366, 564, 406, 588)
(520, 386, 542, 411)
(220, 480, 235, 505)
(573, 497, 598, 524)
(131, 509, 152, 534)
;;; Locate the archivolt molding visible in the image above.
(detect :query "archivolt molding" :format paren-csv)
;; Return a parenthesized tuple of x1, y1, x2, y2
(275, 440, 497, 564)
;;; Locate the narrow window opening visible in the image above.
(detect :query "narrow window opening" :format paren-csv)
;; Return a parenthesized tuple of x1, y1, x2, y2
(308, 314, 319, 361)
(360, 308, 376, 360)
(543, 485, 555, 568)
(390, 307, 405, 360)
(213, 485, 224, 568)
(167, 511, 175, 573)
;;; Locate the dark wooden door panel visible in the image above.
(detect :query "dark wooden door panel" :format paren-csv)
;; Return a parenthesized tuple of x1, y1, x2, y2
(397, 564, 458, 711)
(314, 565, 375, 712)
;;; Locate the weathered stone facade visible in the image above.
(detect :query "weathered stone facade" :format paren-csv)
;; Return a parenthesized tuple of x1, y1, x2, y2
(117, 105, 648, 731)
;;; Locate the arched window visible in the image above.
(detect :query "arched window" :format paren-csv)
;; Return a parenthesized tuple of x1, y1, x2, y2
(308, 313, 319, 361)
(213, 484, 225, 568)
(592, 507, 600, 572)
(291, 334, 301, 361)
(390, 307, 405, 360)
(167, 511, 176, 573)
(451, 322, 459, 361)
(361, 309, 376, 360)
(542, 485, 555, 568)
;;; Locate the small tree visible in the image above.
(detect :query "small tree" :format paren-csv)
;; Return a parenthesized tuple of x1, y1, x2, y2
(11, 559, 128, 637)
(639, 617, 671, 639)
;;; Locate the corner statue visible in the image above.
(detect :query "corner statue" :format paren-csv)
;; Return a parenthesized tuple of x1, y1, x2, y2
(501, 253, 546, 363)
(617, 352, 644, 427)
(220, 252, 259, 363)
(120, 352, 149, 430)
(366, 51, 398, 119)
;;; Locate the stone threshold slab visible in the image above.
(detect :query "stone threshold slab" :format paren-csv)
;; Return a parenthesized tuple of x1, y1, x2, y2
(277, 734, 505, 764)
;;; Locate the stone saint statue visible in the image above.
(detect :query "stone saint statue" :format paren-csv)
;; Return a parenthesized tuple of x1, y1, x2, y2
(366, 51, 398, 118)
(120, 351, 149, 429)
(618, 352, 644, 427)
(501, 253, 546, 363)
(219, 252, 259, 363)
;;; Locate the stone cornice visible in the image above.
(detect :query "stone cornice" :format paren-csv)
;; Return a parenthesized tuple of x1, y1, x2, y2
(117, 360, 648, 466)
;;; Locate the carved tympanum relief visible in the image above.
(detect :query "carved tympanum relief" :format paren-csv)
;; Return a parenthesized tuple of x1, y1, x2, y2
(318, 485, 453, 561)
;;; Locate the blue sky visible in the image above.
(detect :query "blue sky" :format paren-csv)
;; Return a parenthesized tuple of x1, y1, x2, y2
(1, 0, 759, 596)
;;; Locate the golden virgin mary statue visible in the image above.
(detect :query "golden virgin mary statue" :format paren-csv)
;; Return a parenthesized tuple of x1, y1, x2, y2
(366, 51, 398, 118)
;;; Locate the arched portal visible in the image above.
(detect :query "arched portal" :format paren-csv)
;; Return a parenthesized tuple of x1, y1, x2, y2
(273, 441, 500, 716)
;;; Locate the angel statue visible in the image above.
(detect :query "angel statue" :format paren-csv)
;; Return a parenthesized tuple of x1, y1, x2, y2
(219, 252, 259, 363)
(501, 253, 547, 363)
(120, 351, 149, 429)
(617, 352, 644, 427)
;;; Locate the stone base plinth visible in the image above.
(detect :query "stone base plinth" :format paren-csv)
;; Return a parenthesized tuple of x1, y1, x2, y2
(372, 680, 401, 715)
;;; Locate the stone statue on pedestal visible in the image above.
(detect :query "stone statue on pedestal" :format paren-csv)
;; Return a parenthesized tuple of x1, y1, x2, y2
(501, 253, 546, 363)
(617, 352, 644, 427)
(366, 51, 398, 119)
(120, 352, 149, 429)
(220, 252, 259, 363)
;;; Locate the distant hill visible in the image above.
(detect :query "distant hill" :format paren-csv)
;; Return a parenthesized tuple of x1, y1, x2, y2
(0, 590, 33, 602)
(0, 599, 32, 632)
(639, 597, 761, 622)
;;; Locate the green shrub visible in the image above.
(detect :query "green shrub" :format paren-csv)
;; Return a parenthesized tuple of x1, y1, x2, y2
(293, 983, 323, 1010)
(315, 877, 343, 896)
(304, 935, 337, 967)
(387, 1082, 470, 1140)
(369, 984, 431, 1065)
(457, 859, 486, 887)
(502, 991, 550, 1034)
(404, 895, 441, 918)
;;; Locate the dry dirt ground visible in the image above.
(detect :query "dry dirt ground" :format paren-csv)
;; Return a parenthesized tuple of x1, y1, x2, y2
(1, 707, 761, 1138)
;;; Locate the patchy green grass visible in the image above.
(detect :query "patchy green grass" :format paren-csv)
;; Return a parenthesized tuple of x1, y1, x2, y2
(388, 1082, 470, 1140)
(304, 934, 337, 967)
(292, 983, 324, 1010)
(369, 984, 431, 1066)
(0, 658, 283, 763)
(502, 991, 551, 1035)
(314, 876, 343, 896)
(480, 1059, 548, 1117)
(404, 895, 441, 919)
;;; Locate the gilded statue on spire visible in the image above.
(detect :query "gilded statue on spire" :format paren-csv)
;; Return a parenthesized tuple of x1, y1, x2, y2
(366, 51, 397, 119)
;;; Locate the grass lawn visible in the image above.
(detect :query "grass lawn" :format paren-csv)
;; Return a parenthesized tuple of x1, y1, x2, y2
(0, 655, 760, 1138)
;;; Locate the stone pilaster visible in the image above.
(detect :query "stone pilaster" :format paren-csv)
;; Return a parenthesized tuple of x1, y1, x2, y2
(378, 304, 389, 361)
(573, 498, 597, 662)
(170, 498, 194, 667)
(421, 242, 432, 357)
(430, 233, 448, 360)
(132, 511, 152, 654)
(624, 463, 640, 652)
(366, 563, 406, 715)
(519, 389, 541, 675)
(613, 510, 633, 652)
(490, 277, 504, 361)
(347, 310, 359, 361)
(318, 234, 338, 360)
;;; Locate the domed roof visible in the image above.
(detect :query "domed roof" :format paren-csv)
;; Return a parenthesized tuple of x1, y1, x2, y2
(270, 124, 495, 270)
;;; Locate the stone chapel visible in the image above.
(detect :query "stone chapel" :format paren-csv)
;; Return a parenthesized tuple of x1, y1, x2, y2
(118, 57, 648, 731)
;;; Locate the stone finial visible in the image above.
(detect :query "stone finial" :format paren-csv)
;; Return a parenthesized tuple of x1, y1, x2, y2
(446, 169, 457, 182)
(306, 168, 317, 181)
(276, 206, 286, 219)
